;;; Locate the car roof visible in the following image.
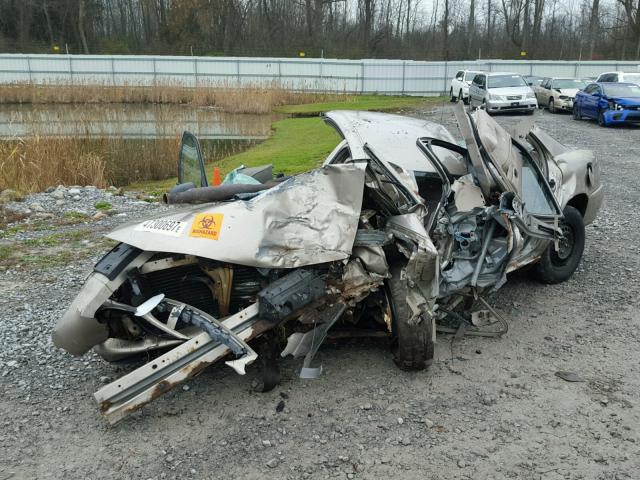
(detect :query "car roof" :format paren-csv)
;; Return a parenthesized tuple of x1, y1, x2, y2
(598, 82, 638, 86)
(486, 71, 521, 76)
(323, 110, 467, 175)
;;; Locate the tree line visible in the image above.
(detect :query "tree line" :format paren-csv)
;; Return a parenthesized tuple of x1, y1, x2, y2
(1, 0, 640, 60)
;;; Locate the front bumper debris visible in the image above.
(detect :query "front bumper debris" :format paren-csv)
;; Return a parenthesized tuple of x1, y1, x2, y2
(94, 302, 266, 424)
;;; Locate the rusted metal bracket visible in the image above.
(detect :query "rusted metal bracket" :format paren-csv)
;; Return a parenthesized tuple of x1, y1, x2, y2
(94, 303, 268, 424)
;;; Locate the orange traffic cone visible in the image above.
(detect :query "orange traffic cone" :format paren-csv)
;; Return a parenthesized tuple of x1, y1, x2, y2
(212, 167, 221, 186)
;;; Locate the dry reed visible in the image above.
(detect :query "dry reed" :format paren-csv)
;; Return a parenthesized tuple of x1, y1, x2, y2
(0, 82, 346, 114)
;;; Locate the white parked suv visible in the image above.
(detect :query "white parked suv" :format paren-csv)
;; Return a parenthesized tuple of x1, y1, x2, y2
(468, 72, 538, 114)
(595, 71, 640, 85)
(449, 70, 482, 104)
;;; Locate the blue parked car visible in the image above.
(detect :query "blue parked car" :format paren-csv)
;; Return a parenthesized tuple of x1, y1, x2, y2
(574, 82, 640, 126)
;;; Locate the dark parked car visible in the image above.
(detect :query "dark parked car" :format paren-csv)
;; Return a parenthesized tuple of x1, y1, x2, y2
(573, 82, 640, 126)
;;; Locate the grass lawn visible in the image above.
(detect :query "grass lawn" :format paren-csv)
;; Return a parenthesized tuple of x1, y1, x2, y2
(129, 94, 446, 195)
(128, 117, 340, 195)
(275, 94, 445, 116)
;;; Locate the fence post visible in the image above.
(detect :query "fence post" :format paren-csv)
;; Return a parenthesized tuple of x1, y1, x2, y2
(443, 61, 448, 95)
(574, 62, 578, 77)
(277, 59, 282, 87)
(111, 57, 116, 86)
(401, 61, 406, 95)
(236, 58, 241, 87)
(153, 58, 157, 87)
(194, 57, 199, 88)
(361, 61, 365, 93)
(69, 55, 73, 85)
(26, 55, 32, 84)
(529, 62, 533, 75)
(319, 58, 323, 93)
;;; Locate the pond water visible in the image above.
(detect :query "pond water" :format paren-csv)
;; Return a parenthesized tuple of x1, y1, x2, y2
(0, 104, 279, 187)
(0, 104, 277, 140)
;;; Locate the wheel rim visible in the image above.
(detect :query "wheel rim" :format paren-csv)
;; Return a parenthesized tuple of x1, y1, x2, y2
(552, 223, 575, 263)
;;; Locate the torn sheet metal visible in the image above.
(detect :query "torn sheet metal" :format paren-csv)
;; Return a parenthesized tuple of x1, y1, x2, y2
(108, 163, 366, 269)
(323, 110, 468, 176)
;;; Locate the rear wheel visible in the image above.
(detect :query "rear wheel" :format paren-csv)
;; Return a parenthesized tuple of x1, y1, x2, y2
(387, 267, 434, 371)
(450, 88, 456, 102)
(534, 206, 585, 284)
(548, 98, 555, 113)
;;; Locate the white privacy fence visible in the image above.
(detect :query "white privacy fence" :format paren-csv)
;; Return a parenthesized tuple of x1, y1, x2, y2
(1, 54, 640, 95)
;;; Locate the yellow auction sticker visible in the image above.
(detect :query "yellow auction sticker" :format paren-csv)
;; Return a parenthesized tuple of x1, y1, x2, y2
(190, 213, 224, 240)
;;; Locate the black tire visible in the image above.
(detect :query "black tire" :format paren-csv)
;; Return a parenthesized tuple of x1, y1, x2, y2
(386, 267, 434, 371)
(450, 88, 456, 102)
(534, 206, 585, 284)
(459, 89, 467, 105)
(572, 103, 581, 120)
(597, 110, 608, 127)
(548, 98, 555, 113)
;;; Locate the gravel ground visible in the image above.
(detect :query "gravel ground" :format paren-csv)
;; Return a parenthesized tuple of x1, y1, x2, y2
(1, 105, 638, 480)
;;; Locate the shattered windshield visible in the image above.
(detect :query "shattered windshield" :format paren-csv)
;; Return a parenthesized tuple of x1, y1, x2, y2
(551, 79, 586, 89)
(603, 84, 640, 97)
(488, 75, 527, 89)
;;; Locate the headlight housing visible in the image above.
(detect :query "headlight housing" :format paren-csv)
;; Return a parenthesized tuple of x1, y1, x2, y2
(488, 93, 504, 101)
(525, 92, 536, 99)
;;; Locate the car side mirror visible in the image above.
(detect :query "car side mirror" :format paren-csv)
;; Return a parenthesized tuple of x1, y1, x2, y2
(456, 75, 463, 80)
(178, 131, 208, 188)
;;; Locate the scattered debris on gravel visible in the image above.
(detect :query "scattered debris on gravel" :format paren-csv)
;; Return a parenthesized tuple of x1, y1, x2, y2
(1, 105, 639, 479)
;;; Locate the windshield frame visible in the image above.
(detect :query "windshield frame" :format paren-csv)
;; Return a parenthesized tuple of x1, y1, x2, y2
(551, 79, 586, 90)
(488, 74, 528, 89)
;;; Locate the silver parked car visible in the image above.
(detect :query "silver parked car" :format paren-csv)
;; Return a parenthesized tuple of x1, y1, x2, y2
(53, 105, 602, 424)
(469, 72, 538, 114)
(535, 78, 586, 113)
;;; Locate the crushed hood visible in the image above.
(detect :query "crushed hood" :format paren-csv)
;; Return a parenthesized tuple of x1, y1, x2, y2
(108, 163, 366, 268)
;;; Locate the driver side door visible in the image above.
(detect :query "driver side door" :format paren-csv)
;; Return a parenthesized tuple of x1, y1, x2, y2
(178, 131, 208, 188)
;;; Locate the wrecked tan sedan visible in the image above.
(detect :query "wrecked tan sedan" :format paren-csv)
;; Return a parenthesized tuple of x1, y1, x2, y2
(53, 104, 603, 424)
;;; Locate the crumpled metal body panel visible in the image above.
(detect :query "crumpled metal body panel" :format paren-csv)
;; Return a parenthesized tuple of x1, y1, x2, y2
(108, 163, 366, 268)
(323, 110, 468, 176)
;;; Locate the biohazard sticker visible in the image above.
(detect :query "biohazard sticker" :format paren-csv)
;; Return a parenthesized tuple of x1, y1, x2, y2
(135, 219, 187, 237)
(190, 213, 224, 240)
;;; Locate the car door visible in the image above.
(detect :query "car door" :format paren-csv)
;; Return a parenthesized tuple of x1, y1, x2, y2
(177, 131, 208, 187)
(538, 78, 551, 106)
(454, 103, 562, 240)
(587, 84, 604, 118)
(469, 74, 484, 106)
(580, 84, 599, 118)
